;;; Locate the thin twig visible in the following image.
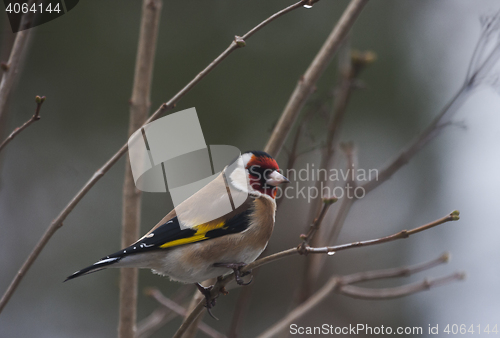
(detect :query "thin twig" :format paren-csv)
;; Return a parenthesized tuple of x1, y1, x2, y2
(305, 210, 460, 254)
(0, 0, 307, 314)
(264, 0, 370, 158)
(340, 252, 451, 285)
(0, 95, 45, 153)
(339, 273, 465, 300)
(256, 254, 463, 338)
(171, 210, 459, 338)
(119, 1, 162, 338)
(298, 197, 338, 252)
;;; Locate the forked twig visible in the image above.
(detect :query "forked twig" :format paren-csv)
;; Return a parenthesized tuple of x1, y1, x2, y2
(0, 95, 45, 153)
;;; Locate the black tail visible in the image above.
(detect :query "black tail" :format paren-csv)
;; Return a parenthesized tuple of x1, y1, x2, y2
(64, 256, 122, 282)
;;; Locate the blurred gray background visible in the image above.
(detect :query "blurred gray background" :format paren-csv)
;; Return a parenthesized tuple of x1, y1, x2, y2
(0, 0, 499, 337)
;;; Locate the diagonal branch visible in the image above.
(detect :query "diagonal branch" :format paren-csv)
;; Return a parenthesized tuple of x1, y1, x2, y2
(0, 0, 308, 314)
(0, 95, 45, 153)
(256, 254, 463, 338)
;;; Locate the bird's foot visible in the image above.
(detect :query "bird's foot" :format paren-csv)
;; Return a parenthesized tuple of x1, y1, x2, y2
(213, 262, 253, 286)
(195, 282, 218, 320)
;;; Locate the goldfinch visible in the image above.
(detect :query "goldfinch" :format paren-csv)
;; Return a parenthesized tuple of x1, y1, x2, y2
(66, 151, 288, 309)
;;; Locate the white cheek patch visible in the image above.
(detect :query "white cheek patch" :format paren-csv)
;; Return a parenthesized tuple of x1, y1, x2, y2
(241, 153, 253, 168)
(229, 156, 250, 193)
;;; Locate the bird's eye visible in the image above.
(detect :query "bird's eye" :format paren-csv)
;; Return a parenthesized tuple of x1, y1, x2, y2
(248, 165, 260, 176)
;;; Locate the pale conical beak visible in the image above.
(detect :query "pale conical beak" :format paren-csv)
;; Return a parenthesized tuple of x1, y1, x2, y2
(266, 171, 290, 186)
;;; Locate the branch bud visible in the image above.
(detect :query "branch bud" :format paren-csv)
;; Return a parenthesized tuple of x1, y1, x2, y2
(450, 210, 460, 221)
(351, 50, 377, 67)
(440, 252, 451, 263)
(322, 196, 338, 205)
(234, 36, 246, 47)
(35, 96, 46, 104)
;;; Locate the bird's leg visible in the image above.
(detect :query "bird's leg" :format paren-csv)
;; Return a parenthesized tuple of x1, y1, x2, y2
(213, 262, 253, 286)
(194, 282, 218, 320)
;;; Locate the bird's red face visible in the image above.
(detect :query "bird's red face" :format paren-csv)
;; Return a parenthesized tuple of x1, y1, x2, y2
(243, 151, 289, 199)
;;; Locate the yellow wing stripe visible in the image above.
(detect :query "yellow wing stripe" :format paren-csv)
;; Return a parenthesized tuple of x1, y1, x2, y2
(159, 234, 208, 248)
(159, 221, 226, 249)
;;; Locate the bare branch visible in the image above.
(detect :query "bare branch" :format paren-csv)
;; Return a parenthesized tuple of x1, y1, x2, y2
(264, 0, 370, 158)
(0, 0, 307, 314)
(340, 252, 451, 284)
(339, 272, 465, 300)
(298, 196, 338, 251)
(0, 95, 45, 153)
(256, 254, 463, 338)
(119, 1, 162, 337)
(306, 210, 460, 254)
